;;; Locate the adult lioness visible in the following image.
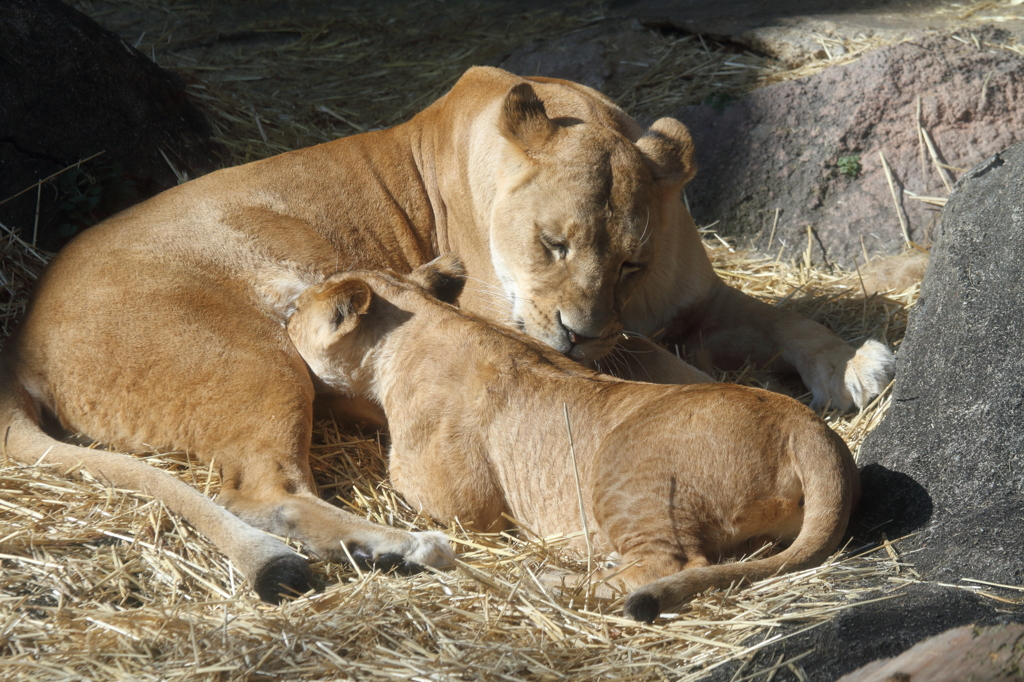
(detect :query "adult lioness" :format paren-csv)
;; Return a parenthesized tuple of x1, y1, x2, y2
(0, 66, 886, 600)
(286, 255, 860, 622)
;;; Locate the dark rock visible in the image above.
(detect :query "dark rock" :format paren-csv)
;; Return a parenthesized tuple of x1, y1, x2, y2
(858, 141, 1024, 586)
(496, 24, 670, 95)
(703, 140, 1024, 682)
(0, 0, 222, 250)
(702, 584, 1022, 682)
(674, 35, 1024, 267)
(837, 623, 1024, 682)
(498, 27, 614, 92)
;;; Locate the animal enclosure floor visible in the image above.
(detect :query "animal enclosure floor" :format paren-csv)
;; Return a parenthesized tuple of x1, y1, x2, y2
(5, 1, 1007, 680)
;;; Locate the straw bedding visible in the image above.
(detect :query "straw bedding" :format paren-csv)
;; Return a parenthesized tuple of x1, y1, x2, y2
(0, 1, 954, 679)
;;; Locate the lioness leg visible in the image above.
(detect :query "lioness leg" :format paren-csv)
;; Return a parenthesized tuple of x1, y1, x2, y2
(675, 283, 894, 410)
(595, 336, 713, 384)
(18, 271, 451, 576)
(217, 452, 451, 570)
(195, 373, 452, 571)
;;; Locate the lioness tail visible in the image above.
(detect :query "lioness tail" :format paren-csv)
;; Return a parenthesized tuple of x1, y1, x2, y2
(0, 361, 314, 603)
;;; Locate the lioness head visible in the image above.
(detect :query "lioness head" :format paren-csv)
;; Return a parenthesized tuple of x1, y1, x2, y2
(287, 255, 466, 394)
(488, 82, 697, 361)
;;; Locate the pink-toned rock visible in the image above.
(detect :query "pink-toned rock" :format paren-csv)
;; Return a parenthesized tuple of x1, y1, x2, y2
(676, 31, 1024, 266)
(836, 623, 1024, 682)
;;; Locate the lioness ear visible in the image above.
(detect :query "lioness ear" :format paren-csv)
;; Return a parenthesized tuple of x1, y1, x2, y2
(636, 118, 697, 189)
(323, 279, 373, 335)
(409, 254, 466, 305)
(498, 82, 557, 151)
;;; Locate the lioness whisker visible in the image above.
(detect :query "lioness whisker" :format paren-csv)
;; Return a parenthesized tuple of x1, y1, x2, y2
(638, 207, 652, 247)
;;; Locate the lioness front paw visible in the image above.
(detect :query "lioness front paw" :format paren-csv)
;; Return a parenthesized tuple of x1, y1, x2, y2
(345, 530, 455, 573)
(404, 530, 456, 569)
(808, 339, 895, 411)
(843, 340, 896, 408)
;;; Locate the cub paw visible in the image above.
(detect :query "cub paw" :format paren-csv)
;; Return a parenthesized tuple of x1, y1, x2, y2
(538, 565, 627, 601)
(808, 339, 895, 411)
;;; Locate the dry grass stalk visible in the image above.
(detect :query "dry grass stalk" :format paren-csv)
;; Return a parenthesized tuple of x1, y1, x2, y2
(0, 222, 51, 341)
(879, 151, 912, 246)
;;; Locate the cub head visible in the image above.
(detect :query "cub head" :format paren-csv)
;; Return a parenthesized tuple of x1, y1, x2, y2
(287, 255, 466, 395)
(489, 82, 696, 361)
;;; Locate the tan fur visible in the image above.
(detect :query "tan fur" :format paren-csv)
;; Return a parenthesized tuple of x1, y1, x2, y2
(0, 66, 881, 599)
(287, 256, 861, 622)
(859, 252, 929, 296)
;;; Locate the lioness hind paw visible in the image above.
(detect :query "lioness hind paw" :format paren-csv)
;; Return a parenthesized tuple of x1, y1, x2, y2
(253, 553, 317, 604)
(843, 339, 895, 409)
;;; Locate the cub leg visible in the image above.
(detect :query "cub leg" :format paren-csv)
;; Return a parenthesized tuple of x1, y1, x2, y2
(540, 544, 705, 600)
(388, 437, 509, 533)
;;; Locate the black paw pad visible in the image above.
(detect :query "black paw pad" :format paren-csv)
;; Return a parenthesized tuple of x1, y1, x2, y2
(623, 592, 661, 624)
(373, 552, 405, 572)
(345, 546, 423, 575)
(253, 554, 316, 604)
(348, 544, 374, 568)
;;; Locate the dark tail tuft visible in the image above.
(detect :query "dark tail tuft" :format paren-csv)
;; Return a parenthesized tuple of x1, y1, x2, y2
(253, 554, 316, 604)
(623, 591, 661, 623)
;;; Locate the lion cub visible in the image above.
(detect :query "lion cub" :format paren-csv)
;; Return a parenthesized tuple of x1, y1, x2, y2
(287, 255, 860, 622)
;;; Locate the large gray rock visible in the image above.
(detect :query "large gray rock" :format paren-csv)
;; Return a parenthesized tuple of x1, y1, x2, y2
(674, 33, 1024, 266)
(857, 141, 1024, 584)
(704, 143, 1024, 681)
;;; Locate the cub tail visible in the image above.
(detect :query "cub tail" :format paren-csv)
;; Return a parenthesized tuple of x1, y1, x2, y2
(624, 423, 859, 623)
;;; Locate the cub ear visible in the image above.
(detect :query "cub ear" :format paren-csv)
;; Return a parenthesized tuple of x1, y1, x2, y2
(409, 254, 466, 305)
(322, 278, 373, 336)
(498, 82, 557, 152)
(636, 118, 697, 189)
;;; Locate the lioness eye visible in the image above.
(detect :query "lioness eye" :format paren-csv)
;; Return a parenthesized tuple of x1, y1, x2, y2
(620, 262, 644, 277)
(540, 234, 568, 260)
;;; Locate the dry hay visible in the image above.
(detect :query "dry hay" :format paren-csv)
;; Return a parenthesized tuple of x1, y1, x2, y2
(0, 2, 961, 680)
(0, 222, 924, 681)
(0, 412, 906, 682)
